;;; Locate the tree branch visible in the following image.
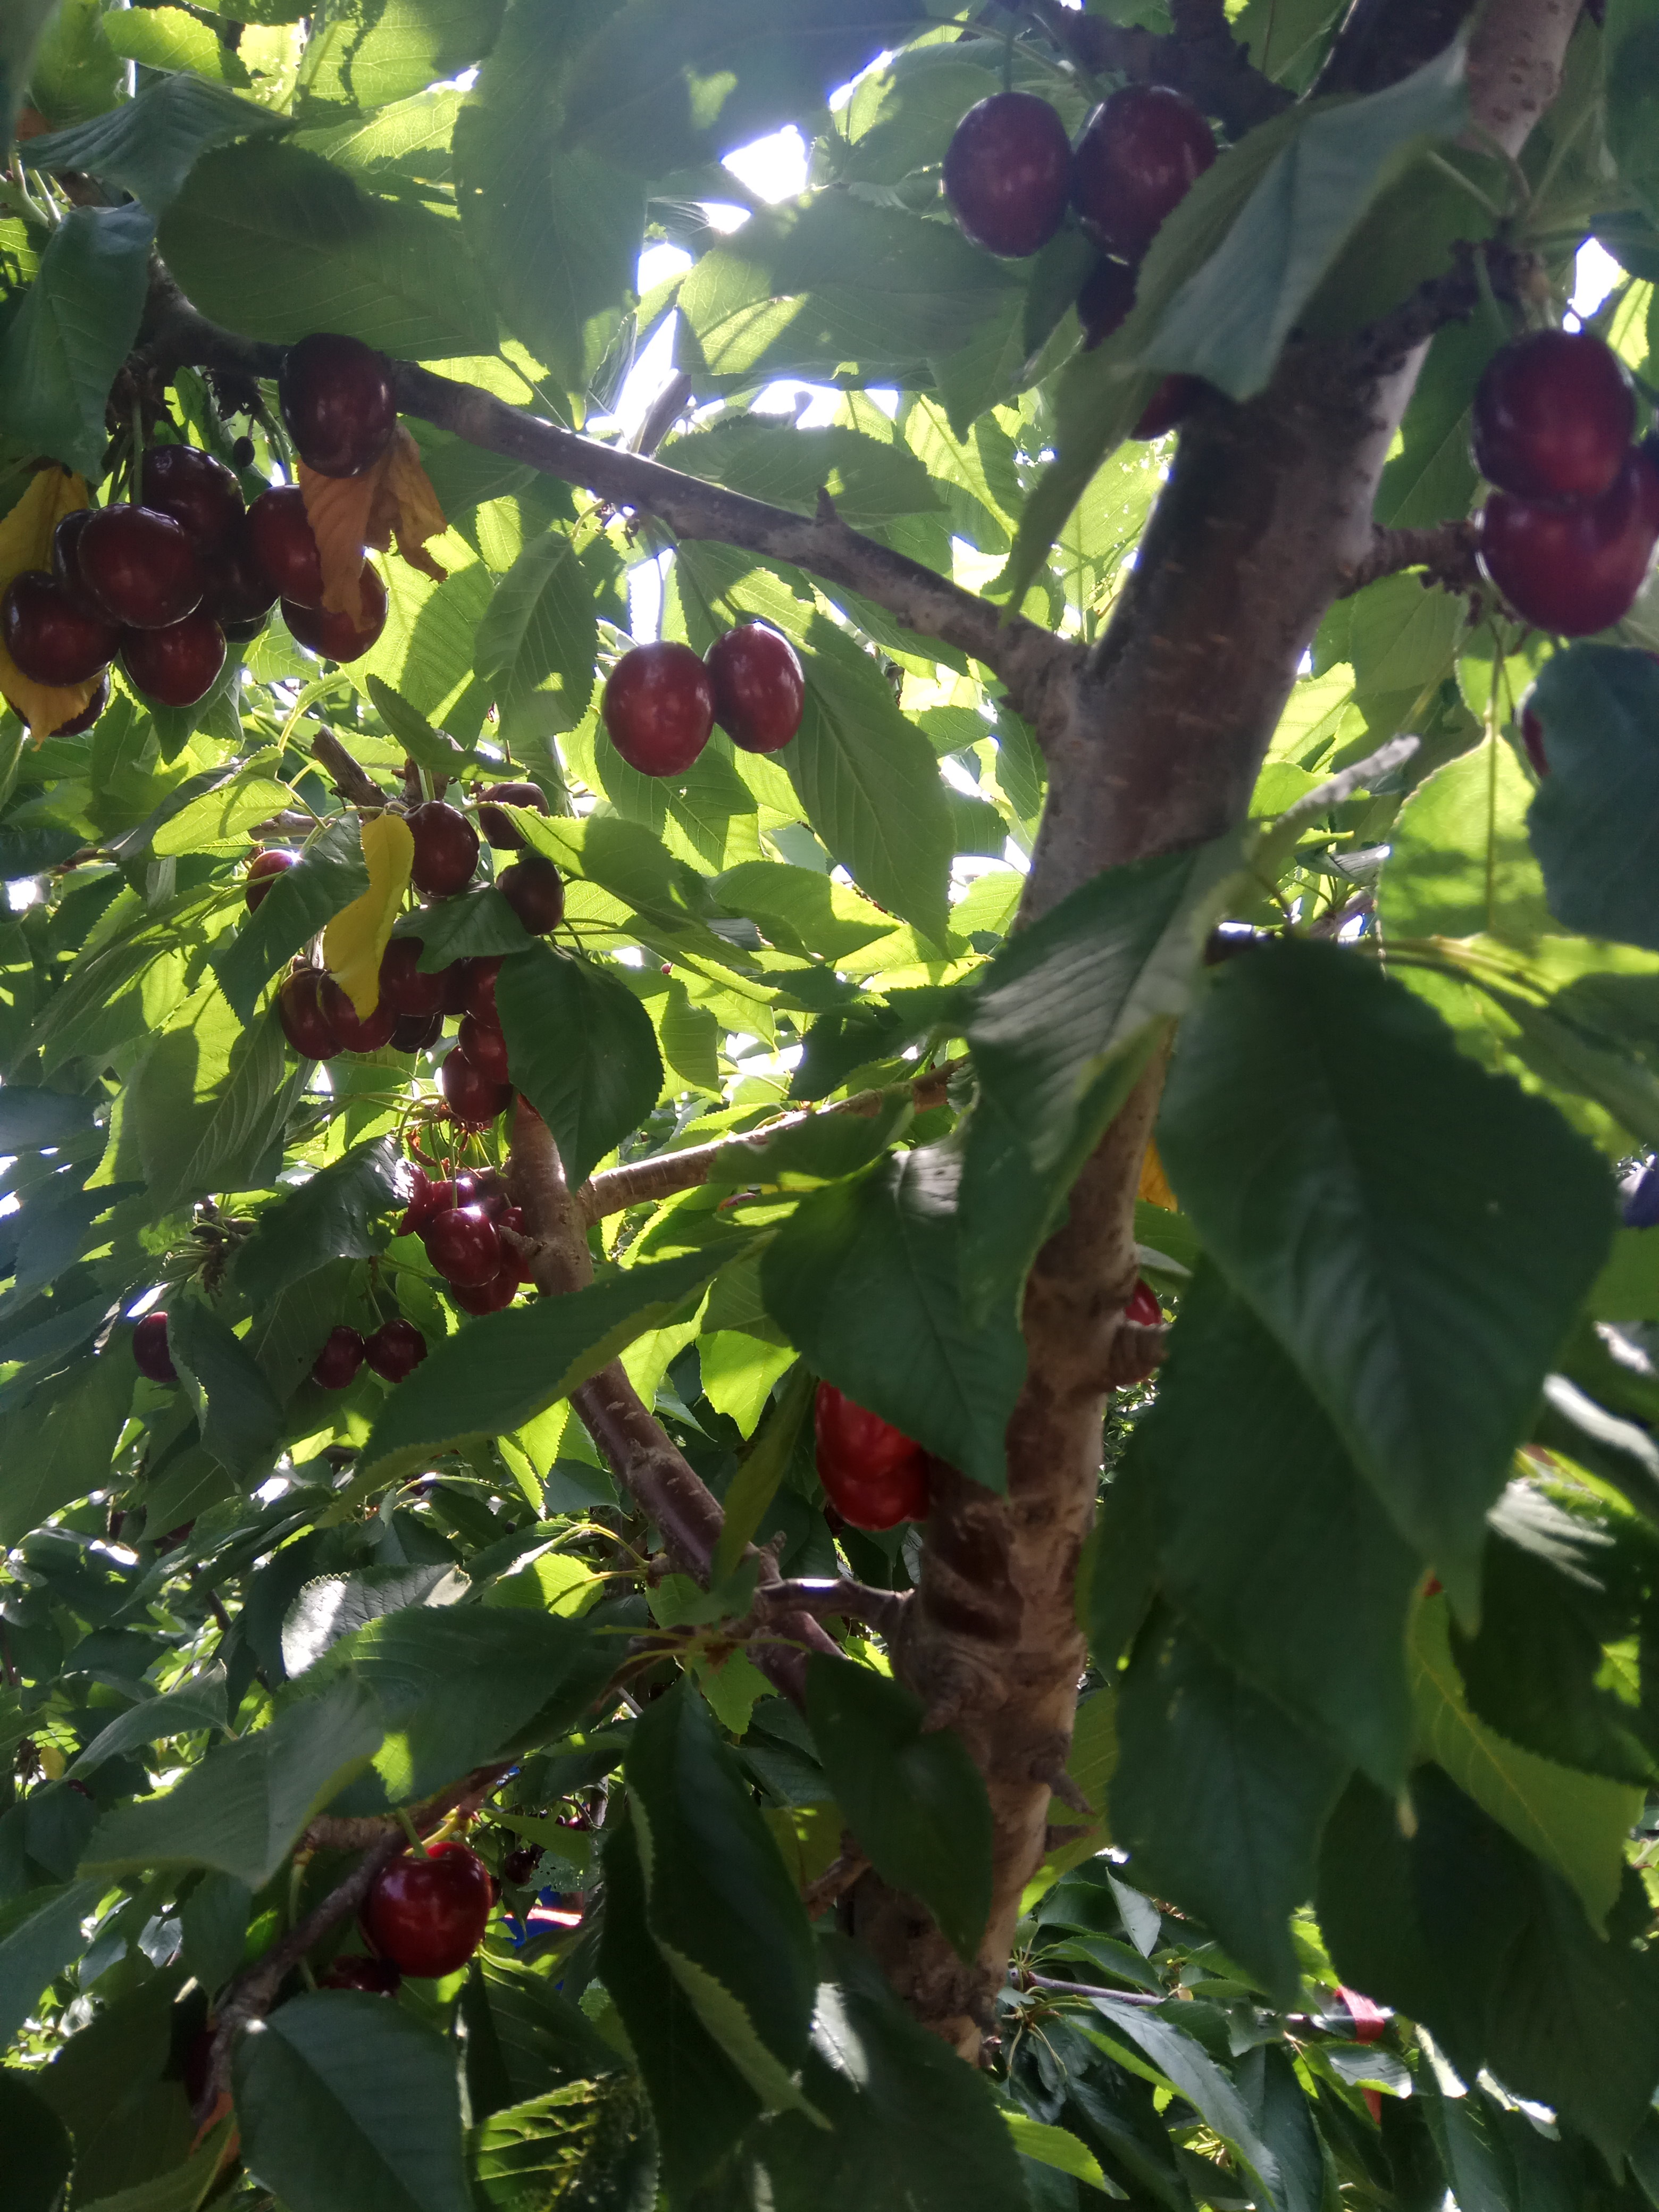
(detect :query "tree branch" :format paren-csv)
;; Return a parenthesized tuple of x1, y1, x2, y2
(310, 726, 386, 809)
(1337, 517, 1481, 597)
(749, 1576, 913, 1643)
(1026, 0, 1294, 138)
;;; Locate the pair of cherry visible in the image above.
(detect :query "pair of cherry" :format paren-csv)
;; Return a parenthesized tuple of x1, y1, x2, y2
(402, 1167, 530, 1316)
(601, 624, 806, 780)
(131, 1309, 426, 1387)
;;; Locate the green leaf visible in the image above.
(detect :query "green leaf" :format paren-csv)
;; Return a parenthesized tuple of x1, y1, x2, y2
(0, 1880, 104, 2046)
(355, 1245, 741, 1493)
(469, 2080, 658, 2212)
(74, 2123, 236, 2212)
(81, 1680, 381, 1888)
(496, 944, 663, 1188)
(71, 1667, 229, 1779)
(0, 2068, 73, 2212)
(1086, 1992, 1285, 2210)
(761, 1145, 1026, 1490)
(473, 533, 598, 711)
(234, 1992, 473, 2212)
(364, 677, 471, 779)
(1135, 1265, 1420, 1786)
(167, 1297, 286, 1481)
(22, 70, 290, 211)
(1002, 2113, 1111, 2196)
(1378, 735, 1553, 945)
(231, 1137, 402, 1305)
(1111, 1606, 1348, 2003)
(214, 816, 368, 1024)
(396, 887, 531, 969)
(1158, 939, 1611, 1601)
(1528, 646, 1659, 951)
(133, 995, 295, 1210)
(25, 0, 123, 130)
(1410, 1594, 1642, 1930)
(805, 1655, 992, 1960)
(0, 205, 153, 476)
(1605, 0, 1659, 227)
(320, 0, 504, 110)
(627, 1680, 818, 2105)
(0, 1085, 96, 1149)
(712, 1361, 812, 1580)
(157, 139, 499, 359)
(666, 420, 943, 530)
(0, 1346, 133, 1550)
(1146, 45, 1468, 400)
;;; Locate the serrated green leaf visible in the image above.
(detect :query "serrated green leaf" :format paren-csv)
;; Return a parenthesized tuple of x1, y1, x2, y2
(497, 944, 663, 1188)
(0, 205, 153, 476)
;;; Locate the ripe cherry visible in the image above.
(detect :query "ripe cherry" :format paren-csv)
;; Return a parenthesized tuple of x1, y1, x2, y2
(247, 485, 325, 606)
(814, 1382, 930, 1531)
(78, 504, 204, 629)
(603, 641, 716, 776)
(56, 673, 108, 735)
(462, 957, 504, 1029)
(1073, 86, 1216, 262)
(423, 1203, 502, 1287)
(455, 1169, 508, 1219)
(497, 853, 564, 936)
(1520, 703, 1549, 777)
(1078, 257, 1137, 350)
(441, 958, 477, 1015)
(283, 565, 387, 663)
(1125, 1279, 1162, 1328)
(379, 938, 447, 1017)
(312, 1324, 366, 1389)
(364, 1316, 429, 1381)
(51, 510, 103, 613)
(246, 848, 297, 911)
(439, 1045, 512, 1129)
(140, 443, 245, 550)
(451, 1270, 518, 1315)
(280, 332, 398, 479)
(943, 90, 1073, 258)
(459, 1012, 510, 1083)
(408, 801, 479, 898)
(392, 1009, 443, 1053)
(1479, 447, 1659, 635)
(361, 1839, 493, 1978)
(203, 522, 279, 630)
(321, 975, 398, 1053)
(122, 610, 227, 709)
(1133, 375, 1200, 441)
(1, 570, 117, 684)
(1471, 329, 1634, 505)
(277, 969, 343, 1060)
(317, 1954, 401, 1995)
(706, 624, 805, 753)
(132, 1311, 177, 1384)
(398, 1170, 455, 1236)
(476, 781, 550, 849)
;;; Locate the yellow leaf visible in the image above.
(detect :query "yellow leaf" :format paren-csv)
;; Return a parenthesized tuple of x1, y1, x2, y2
(323, 811, 413, 1019)
(382, 425, 448, 583)
(0, 467, 100, 738)
(1139, 1139, 1177, 1211)
(300, 426, 447, 621)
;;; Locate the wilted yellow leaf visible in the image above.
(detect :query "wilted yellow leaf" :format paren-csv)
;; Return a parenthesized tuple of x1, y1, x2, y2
(0, 467, 100, 738)
(300, 426, 447, 622)
(1138, 1139, 1177, 1211)
(323, 811, 414, 1019)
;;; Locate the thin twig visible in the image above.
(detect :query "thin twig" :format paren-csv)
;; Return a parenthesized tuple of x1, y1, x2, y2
(310, 727, 386, 810)
(1026, 0, 1294, 137)
(749, 1577, 914, 1641)
(1337, 518, 1482, 598)
(802, 1850, 871, 1919)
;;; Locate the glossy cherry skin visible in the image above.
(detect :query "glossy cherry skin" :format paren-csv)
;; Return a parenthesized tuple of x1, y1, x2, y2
(497, 854, 564, 935)
(132, 1311, 177, 1384)
(408, 800, 479, 898)
(312, 1323, 367, 1388)
(56, 673, 108, 735)
(1133, 375, 1200, 441)
(51, 510, 103, 613)
(459, 1012, 510, 1083)
(79, 504, 204, 629)
(361, 1839, 494, 1978)
(441, 958, 479, 1015)
(1072, 86, 1215, 262)
(391, 1009, 443, 1053)
(364, 1316, 429, 1381)
(281, 332, 399, 479)
(1125, 1279, 1162, 1328)
(318, 1954, 401, 1994)
(439, 1045, 513, 1129)
(140, 443, 245, 550)
(423, 1203, 503, 1287)
(247, 485, 325, 607)
(203, 521, 279, 629)
(462, 957, 504, 1029)
(451, 1269, 519, 1314)
(321, 975, 398, 1053)
(397, 1170, 455, 1237)
(1077, 257, 1137, 350)
(379, 937, 448, 1017)
(277, 969, 343, 1060)
(246, 848, 297, 911)
(814, 1382, 930, 1530)
(705, 624, 805, 752)
(283, 565, 387, 663)
(943, 90, 1073, 258)
(1479, 448, 1659, 635)
(1471, 329, 1634, 505)
(477, 781, 550, 849)
(603, 642, 716, 776)
(121, 610, 227, 709)
(1, 570, 117, 684)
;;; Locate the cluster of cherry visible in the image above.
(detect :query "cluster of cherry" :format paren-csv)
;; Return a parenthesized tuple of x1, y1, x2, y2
(131, 1308, 427, 1389)
(398, 1164, 532, 1317)
(944, 83, 1216, 440)
(1473, 328, 1659, 638)
(600, 626, 806, 780)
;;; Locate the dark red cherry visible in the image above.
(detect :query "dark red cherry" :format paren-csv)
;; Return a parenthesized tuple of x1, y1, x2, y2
(277, 969, 343, 1059)
(312, 1324, 366, 1389)
(440, 958, 477, 1015)
(813, 1382, 929, 1531)
(408, 801, 479, 898)
(423, 1202, 502, 1287)
(1471, 329, 1635, 505)
(50, 510, 103, 614)
(379, 937, 447, 1017)
(133, 1311, 177, 1384)
(78, 504, 204, 629)
(280, 333, 399, 479)
(1479, 447, 1659, 635)
(439, 1046, 512, 1129)
(318, 1954, 401, 1994)
(1072, 86, 1216, 262)
(1, 570, 116, 684)
(140, 443, 245, 551)
(222, 614, 269, 645)
(391, 1009, 443, 1052)
(321, 975, 398, 1054)
(360, 1839, 493, 1978)
(55, 673, 108, 734)
(1125, 1279, 1162, 1328)
(451, 1270, 518, 1315)
(1078, 257, 1137, 350)
(283, 565, 387, 663)
(364, 1317, 428, 1381)
(705, 624, 805, 753)
(943, 91, 1073, 258)
(497, 853, 564, 935)
(1133, 375, 1201, 441)
(459, 1012, 510, 1083)
(247, 485, 325, 607)
(1520, 704, 1549, 776)
(398, 1171, 455, 1236)
(602, 642, 716, 776)
(476, 781, 550, 849)
(202, 521, 279, 629)
(121, 610, 227, 708)
(246, 848, 297, 911)
(462, 957, 504, 1029)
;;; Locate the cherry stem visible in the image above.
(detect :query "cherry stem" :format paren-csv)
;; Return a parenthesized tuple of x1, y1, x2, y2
(396, 1806, 431, 1857)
